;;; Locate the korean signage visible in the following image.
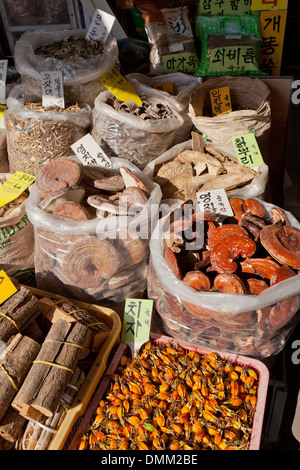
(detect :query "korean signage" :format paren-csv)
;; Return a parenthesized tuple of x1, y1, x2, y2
(162, 52, 200, 74)
(41, 71, 65, 109)
(0, 172, 35, 208)
(121, 298, 153, 356)
(198, 0, 254, 16)
(71, 133, 112, 168)
(251, 0, 288, 10)
(260, 9, 287, 75)
(232, 133, 264, 168)
(99, 68, 142, 106)
(197, 189, 234, 217)
(86, 8, 115, 44)
(208, 45, 259, 73)
(210, 86, 232, 115)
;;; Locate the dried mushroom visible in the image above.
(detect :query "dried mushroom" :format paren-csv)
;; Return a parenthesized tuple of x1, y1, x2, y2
(154, 132, 258, 200)
(34, 36, 104, 61)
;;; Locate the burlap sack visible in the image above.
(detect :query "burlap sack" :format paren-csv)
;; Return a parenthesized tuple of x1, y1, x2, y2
(189, 76, 272, 164)
(0, 175, 34, 282)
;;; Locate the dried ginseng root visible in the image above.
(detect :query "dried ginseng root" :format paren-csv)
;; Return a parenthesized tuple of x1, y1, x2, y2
(81, 341, 259, 451)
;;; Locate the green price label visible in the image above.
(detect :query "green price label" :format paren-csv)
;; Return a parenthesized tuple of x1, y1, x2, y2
(209, 45, 259, 74)
(121, 298, 153, 356)
(232, 133, 264, 169)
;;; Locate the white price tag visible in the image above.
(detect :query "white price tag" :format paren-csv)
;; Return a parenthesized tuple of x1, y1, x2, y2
(71, 133, 112, 168)
(86, 9, 115, 44)
(168, 43, 184, 53)
(0, 60, 8, 105)
(41, 71, 65, 109)
(197, 188, 234, 217)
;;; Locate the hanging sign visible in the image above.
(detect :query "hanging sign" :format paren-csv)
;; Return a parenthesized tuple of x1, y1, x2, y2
(260, 9, 287, 76)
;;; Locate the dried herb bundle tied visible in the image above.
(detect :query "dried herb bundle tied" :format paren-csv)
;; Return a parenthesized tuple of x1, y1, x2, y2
(81, 341, 259, 451)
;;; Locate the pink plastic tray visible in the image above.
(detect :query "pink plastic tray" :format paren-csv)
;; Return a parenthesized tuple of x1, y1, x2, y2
(67, 332, 269, 451)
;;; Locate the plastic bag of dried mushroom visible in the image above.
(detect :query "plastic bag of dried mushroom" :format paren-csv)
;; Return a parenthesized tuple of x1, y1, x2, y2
(91, 82, 186, 170)
(4, 84, 92, 175)
(189, 76, 271, 165)
(143, 134, 269, 201)
(0, 173, 35, 283)
(147, 198, 300, 358)
(25, 157, 162, 305)
(13, 29, 118, 108)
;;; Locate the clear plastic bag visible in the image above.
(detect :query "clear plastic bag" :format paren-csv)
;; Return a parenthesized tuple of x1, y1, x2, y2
(91, 81, 186, 170)
(143, 139, 269, 202)
(26, 158, 162, 306)
(5, 84, 92, 175)
(148, 200, 300, 358)
(14, 29, 118, 107)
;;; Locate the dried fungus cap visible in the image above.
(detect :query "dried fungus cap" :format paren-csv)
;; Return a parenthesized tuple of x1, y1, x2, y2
(63, 237, 120, 289)
(35, 159, 81, 197)
(52, 201, 91, 221)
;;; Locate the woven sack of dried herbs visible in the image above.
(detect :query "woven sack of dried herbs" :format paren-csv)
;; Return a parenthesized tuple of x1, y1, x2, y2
(91, 81, 187, 170)
(189, 76, 272, 165)
(0, 174, 35, 283)
(25, 157, 162, 306)
(4, 84, 92, 175)
(13, 29, 118, 108)
(0, 84, 14, 173)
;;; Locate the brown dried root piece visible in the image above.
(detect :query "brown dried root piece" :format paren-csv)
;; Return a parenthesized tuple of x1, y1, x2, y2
(35, 158, 81, 197)
(62, 237, 120, 289)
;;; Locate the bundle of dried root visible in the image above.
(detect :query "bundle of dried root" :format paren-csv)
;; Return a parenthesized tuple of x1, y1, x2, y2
(154, 132, 259, 200)
(107, 96, 175, 121)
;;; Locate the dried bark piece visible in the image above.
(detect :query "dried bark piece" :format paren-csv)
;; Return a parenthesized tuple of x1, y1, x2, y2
(62, 237, 120, 289)
(39, 186, 85, 211)
(119, 186, 149, 207)
(87, 195, 129, 215)
(119, 167, 150, 195)
(81, 166, 119, 188)
(94, 174, 125, 192)
(35, 159, 81, 197)
(52, 201, 91, 221)
(155, 161, 193, 186)
(175, 150, 225, 175)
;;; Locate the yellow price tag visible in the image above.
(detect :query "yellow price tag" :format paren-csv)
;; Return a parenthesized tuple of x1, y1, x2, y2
(0, 171, 35, 208)
(0, 270, 17, 305)
(0, 104, 7, 121)
(251, 0, 288, 10)
(99, 68, 142, 106)
(152, 82, 174, 95)
(210, 87, 232, 116)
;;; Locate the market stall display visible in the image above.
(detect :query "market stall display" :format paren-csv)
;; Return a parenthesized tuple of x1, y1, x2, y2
(0, 285, 121, 451)
(13, 30, 118, 107)
(189, 76, 272, 163)
(91, 81, 187, 170)
(148, 198, 300, 358)
(0, 173, 34, 283)
(144, 134, 268, 201)
(5, 85, 92, 175)
(67, 334, 269, 450)
(26, 157, 162, 305)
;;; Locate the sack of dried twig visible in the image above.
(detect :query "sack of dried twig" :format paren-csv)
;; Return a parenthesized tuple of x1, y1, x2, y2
(91, 81, 187, 170)
(143, 138, 269, 202)
(189, 76, 272, 165)
(14, 29, 118, 108)
(5, 84, 92, 175)
(0, 173, 35, 283)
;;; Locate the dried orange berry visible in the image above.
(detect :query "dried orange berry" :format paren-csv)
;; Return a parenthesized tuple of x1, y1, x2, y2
(78, 437, 88, 450)
(156, 412, 165, 427)
(171, 423, 183, 434)
(128, 416, 140, 426)
(169, 440, 181, 450)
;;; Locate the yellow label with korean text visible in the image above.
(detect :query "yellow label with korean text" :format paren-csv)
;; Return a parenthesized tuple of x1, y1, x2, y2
(0, 172, 35, 208)
(99, 68, 142, 106)
(252, 0, 288, 11)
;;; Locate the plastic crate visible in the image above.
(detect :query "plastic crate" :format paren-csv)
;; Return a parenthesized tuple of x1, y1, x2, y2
(67, 332, 269, 450)
(24, 286, 122, 450)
